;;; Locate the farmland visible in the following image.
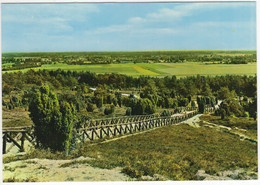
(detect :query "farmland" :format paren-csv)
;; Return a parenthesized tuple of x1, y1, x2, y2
(3, 62, 257, 77)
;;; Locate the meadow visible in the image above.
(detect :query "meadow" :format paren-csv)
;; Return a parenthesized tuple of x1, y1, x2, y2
(4, 62, 256, 77)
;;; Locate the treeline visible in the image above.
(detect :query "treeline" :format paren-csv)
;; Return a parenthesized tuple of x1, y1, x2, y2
(3, 69, 256, 98)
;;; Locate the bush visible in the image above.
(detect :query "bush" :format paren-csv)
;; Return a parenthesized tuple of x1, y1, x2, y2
(86, 103, 95, 112)
(243, 111, 249, 118)
(219, 99, 244, 119)
(131, 98, 156, 115)
(178, 98, 189, 107)
(28, 85, 75, 154)
(126, 107, 132, 116)
(161, 110, 170, 117)
(104, 105, 115, 115)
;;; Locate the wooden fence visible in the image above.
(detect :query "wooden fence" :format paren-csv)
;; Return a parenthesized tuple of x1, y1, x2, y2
(79, 110, 199, 141)
(2, 106, 216, 154)
(2, 126, 34, 154)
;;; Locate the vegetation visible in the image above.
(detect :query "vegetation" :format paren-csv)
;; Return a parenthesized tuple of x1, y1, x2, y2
(28, 85, 75, 153)
(77, 124, 257, 180)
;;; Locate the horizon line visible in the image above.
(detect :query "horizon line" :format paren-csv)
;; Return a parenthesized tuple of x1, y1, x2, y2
(2, 49, 257, 53)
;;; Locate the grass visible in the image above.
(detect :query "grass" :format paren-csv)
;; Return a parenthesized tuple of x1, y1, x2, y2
(2, 107, 33, 128)
(77, 124, 257, 180)
(4, 62, 256, 77)
(200, 114, 257, 141)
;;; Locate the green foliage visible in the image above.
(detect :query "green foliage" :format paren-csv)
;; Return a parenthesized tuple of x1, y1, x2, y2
(28, 85, 75, 153)
(244, 111, 250, 118)
(218, 99, 244, 118)
(104, 105, 115, 115)
(197, 97, 206, 113)
(131, 98, 156, 115)
(177, 97, 189, 107)
(112, 97, 118, 106)
(95, 95, 103, 108)
(161, 110, 171, 117)
(126, 107, 132, 116)
(86, 103, 95, 112)
(217, 87, 237, 100)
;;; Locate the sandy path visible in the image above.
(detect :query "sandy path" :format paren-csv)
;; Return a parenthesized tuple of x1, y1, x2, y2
(2, 156, 131, 182)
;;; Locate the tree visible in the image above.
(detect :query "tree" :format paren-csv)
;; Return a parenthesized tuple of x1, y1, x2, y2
(201, 83, 212, 96)
(218, 99, 244, 118)
(197, 97, 205, 113)
(28, 85, 75, 154)
(217, 87, 237, 100)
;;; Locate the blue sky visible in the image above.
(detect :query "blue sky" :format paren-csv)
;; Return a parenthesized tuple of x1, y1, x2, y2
(1, 2, 256, 52)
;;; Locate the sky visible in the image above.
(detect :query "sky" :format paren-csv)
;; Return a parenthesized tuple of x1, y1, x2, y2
(1, 2, 256, 52)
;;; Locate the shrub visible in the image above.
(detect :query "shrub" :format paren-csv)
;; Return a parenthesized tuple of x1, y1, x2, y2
(104, 105, 115, 115)
(161, 110, 170, 117)
(86, 103, 95, 112)
(178, 98, 189, 107)
(126, 107, 132, 116)
(243, 111, 249, 118)
(28, 85, 75, 154)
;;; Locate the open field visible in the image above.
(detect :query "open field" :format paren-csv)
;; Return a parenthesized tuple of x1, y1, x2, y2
(3, 62, 256, 77)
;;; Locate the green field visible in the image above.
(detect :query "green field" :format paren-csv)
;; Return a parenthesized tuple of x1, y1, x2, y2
(4, 62, 256, 77)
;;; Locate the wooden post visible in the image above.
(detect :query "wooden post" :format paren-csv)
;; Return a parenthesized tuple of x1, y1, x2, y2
(100, 128, 103, 139)
(3, 133, 7, 154)
(20, 132, 25, 152)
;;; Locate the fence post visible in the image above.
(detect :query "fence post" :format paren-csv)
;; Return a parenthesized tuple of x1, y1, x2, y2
(3, 133, 7, 154)
(20, 132, 25, 152)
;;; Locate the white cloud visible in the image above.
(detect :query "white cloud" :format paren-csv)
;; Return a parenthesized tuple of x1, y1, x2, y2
(3, 4, 99, 23)
(2, 4, 100, 36)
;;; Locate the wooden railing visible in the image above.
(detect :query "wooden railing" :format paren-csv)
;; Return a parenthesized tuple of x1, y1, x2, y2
(2, 126, 34, 154)
(2, 106, 216, 154)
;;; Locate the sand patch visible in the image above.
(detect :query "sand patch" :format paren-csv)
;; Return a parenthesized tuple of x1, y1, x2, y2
(3, 156, 131, 182)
